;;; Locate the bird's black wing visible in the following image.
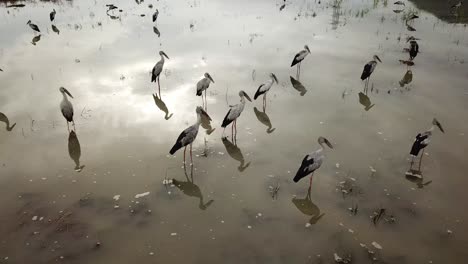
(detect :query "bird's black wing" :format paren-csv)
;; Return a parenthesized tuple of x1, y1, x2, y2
(254, 84, 265, 100)
(291, 53, 301, 67)
(151, 67, 157, 82)
(293, 155, 314, 183)
(221, 109, 233, 128)
(169, 130, 188, 155)
(360, 63, 372, 80)
(410, 133, 429, 156)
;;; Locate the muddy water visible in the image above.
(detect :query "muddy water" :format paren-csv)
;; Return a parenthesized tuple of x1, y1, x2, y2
(1, 0, 468, 263)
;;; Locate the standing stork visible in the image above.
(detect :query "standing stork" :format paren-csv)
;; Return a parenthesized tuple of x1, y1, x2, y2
(59, 87, 75, 131)
(151, 51, 169, 96)
(152, 9, 159, 22)
(254, 73, 278, 111)
(27, 20, 40, 33)
(293, 137, 334, 189)
(291, 45, 311, 79)
(221, 91, 252, 143)
(50, 9, 56, 22)
(170, 106, 211, 166)
(409, 40, 419, 60)
(406, 118, 444, 177)
(360, 55, 382, 93)
(196, 73, 215, 110)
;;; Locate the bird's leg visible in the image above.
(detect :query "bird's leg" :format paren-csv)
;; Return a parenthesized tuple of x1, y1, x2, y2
(309, 173, 314, 189)
(67, 122, 70, 132)
(183, 146, 187, 165)
(231, 123, 234, 139)
(409, 156, 415, 171)
(157, 76, 161, 97)
(190, 143, 193, 166)
(72, 121, 76, 131)
(263, 94, 266, 112)
(204, 90, 207, 111)
(234, 119, 237, 144)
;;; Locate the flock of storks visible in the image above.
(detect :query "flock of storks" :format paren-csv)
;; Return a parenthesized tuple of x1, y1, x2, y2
(16, 2, 447, 190)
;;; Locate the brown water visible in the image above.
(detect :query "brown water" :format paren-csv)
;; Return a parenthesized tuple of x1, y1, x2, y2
(1, 0, 468, 263)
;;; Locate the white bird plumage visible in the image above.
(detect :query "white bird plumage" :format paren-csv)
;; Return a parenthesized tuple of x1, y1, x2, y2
(196, 72, 215, 109)
(59, 87, 75, 131)
(254, 73, 278, 111)
(152, 51, 170, 96)
(221, 91, 252, 141)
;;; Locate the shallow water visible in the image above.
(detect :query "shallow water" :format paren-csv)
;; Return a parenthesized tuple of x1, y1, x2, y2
(1, 0, 468, 263)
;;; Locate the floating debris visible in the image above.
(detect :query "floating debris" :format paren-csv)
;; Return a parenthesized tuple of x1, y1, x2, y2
(371, 241, 383, 250)
(113, 195, 121, 201)
(135, 192, 150, 199)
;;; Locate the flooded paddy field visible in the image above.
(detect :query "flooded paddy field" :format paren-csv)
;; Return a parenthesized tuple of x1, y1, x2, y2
(0, 0, 467, 263)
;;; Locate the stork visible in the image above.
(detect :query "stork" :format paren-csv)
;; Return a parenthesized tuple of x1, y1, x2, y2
(221, 91, 251, 143)
(196, 73, 215, 110)
(50, 9, 56, 22)
(151, 51, 169, 96)
(254, 73, 278, 111)
(59, 87, 75, 131)
(169, 106, 211, 166)
(360, 55, 382, 93)
(27, 20, 40, 33)
(293, 137, 334, 189)
(406, 118, 444, 177)
(291, 45, 311, 79)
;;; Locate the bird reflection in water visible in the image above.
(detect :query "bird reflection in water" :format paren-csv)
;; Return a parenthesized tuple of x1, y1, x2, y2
(200, 110, 215, 135)
(292, 186, 324, 225)
(152, 93, 173, 120)
(253, 107, 275, 134)
(68, 131, 85, 172)
(0, 112, 16, 131)
(405, 174, 432, 189)
(399, 70, 413, 88)
(172, 170, 214, 210)
(289, 76, 307, 96)
(358, 92, 375, 111)
(221, 137, 251, 172)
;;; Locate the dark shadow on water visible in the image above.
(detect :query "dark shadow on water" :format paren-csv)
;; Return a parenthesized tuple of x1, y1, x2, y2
(68, 130, 85, 172)
(172, 170, 214, 210)
(221, 137, 251, 172)
(0, 112, 16, 131)
(290, 76, 307, 96)
(152, 93, 173, 120)
(399, 70, 413, 88)
(253, 107, 275, 134)
(358, 92, 375, 111)
(292, 187, 324, 225)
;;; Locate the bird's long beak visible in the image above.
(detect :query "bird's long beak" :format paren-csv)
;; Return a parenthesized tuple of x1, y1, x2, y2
(207, 74, 215, 83)
(64, 88, 74, 98)
(324, 138, 334, 149)
(243, 91, 252, 102)
(272, 73, 279, 84)
(433, 118, 445, 133)
(200, 108, 211, 121)
(162, 51, 169, 59)
(305, 45, 311, 53)
(27, 20, 31, 25)
(376, 56, 382, 63)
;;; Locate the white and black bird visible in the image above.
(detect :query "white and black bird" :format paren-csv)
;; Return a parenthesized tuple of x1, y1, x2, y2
(254, 73, 278, 111)
(151, 51, 170, 96)
(408, 118, 444, 173)
(196, 73, 215, 110)
(170, 106, 211, 165)
(221, 91, 252, 142)
(360, 55, 382, 91)
(291, 45, 311, 78)
(409, 40, 419, 60)
(50, 9, 56, 22)
(27, 20, 40, 33)
(293, 137, 334, 189)
(152, 9, 159, 22)
(59, 87, 75, 131)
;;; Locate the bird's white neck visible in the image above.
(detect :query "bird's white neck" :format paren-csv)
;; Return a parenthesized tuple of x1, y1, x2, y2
(160, 54, 165, 62)
(62, 93, 69, 101)
(196, 113, 202, 125)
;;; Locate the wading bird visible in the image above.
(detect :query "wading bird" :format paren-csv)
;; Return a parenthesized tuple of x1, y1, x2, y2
(409, 40, 419, 60)
(196, 73, 215, 110)
(221, 91, 251, 142)
(360, 55, 382, 93)
(254, 73, 278, 111)
(170, 106, 211, 166)
(0, 112, 16, 131)
(407, 118, 444, 176)
(152, 9, 159, 22)
(27, 20, 40, 33)
(50, 9, 56, 22)
(59, 87, 75, 131)
(291, 45, 311, 79)
(293, 137, 334, 189)
(151, 51, 169, 96)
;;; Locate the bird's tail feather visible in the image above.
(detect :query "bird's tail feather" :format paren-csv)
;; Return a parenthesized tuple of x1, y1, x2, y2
(169, 142, 182, 155)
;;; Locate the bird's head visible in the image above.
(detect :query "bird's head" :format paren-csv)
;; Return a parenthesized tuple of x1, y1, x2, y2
(27, 20, 31, 25)
(205, 72, 215, 83)
(239, 90, 252, 102)
(318, 136, 333, 149)
(59, 87, 73, 98)
(196, 106, 211, 121)
(373, 55, 382, 63)
(432, 118, 445, 133)
(270, 73, 279, 84)
(159, 51, 169, 59)
(305, 45, 311, 53)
